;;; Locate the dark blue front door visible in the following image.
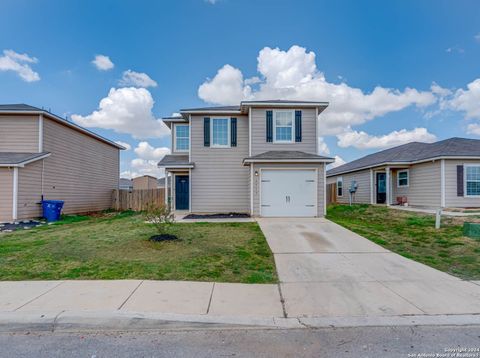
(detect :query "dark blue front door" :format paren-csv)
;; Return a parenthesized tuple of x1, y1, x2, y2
(175, 175, 189, 210)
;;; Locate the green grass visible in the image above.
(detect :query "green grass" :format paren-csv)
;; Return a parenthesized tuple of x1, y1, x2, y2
(326, 204, 480, 280)
(0, 212, 278, 283)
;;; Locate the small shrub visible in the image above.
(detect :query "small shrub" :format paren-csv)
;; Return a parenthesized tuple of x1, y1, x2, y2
(144, 203, 175, 236)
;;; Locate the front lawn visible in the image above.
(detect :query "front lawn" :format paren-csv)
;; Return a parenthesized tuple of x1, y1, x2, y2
(0, 212, 278, 283)
(327, 204, 480, 280)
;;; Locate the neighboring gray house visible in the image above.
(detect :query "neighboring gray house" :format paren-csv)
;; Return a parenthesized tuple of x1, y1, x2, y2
(119, 178, 133, 191)
(327, 138, 480, 209)
(158, 100, 334, 217)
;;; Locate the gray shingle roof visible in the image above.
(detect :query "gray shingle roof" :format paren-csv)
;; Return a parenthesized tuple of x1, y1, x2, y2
(327, 137, 480, 176)
(0, 152, 50, 165)
(157, 155, 194, 167)
(0, 104, 42, 111)
(244, 151, 334, 162)
(180, 105, 241, 112)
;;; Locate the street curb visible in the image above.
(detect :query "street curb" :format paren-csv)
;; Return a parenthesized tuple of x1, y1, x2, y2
(0, 311, 479, 333)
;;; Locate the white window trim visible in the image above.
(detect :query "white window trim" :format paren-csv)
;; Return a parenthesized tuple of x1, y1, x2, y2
(337, 176, 343, 197)
(173, 123, 190, 153)
(273, 110, 295, 143)
(210, 117, 231, 148)
(397, 169, 409, 188)
(464, 163, 480, 197)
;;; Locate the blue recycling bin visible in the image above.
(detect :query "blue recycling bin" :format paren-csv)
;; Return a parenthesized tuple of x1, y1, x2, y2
(41, 200, 64, 222)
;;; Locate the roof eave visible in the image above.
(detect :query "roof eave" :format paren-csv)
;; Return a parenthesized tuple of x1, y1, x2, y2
(0, 152, 51, 167)
(243, 158, 335, 165)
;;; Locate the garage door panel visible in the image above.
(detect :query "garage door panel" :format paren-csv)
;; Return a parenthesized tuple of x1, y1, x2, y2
(261, 169, 316, 217)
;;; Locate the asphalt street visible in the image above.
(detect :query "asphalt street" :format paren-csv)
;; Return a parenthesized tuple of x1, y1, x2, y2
(1, 325, 479, 358)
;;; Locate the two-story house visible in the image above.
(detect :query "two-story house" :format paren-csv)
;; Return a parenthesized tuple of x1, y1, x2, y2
(0, 104, 123, 223)
(158, 100, 334, 217)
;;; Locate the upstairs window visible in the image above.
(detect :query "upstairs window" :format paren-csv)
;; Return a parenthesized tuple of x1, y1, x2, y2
(175, 124, 189, 152)
(397, 170, 409, 187)
(274, 111, 294, 142)
(465, 165, 480, 196)
(211, 118, 230, 148)
(337, 177, 343, 197)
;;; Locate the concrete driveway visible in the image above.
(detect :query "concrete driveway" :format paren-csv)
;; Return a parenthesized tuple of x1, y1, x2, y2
(257, 217, 480, 318)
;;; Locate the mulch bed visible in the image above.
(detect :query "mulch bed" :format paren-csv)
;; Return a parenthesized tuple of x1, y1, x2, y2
(149, 234, 180, 242)
(183, 213, 251, 219)
(0, 220, 44, 233)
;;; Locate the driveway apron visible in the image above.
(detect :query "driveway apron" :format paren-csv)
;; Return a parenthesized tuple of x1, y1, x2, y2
(257, 218, 480, 318)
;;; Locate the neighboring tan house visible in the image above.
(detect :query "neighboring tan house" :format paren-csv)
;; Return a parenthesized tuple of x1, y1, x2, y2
(158, 100, 334, 217)
(119, 178, 133, 191)
(132, 175, 158, 190)
(0, 104, 124, 223)
(326, 137, 480, 208)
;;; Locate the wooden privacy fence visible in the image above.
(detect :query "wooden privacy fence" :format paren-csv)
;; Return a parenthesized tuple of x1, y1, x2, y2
(112, 189, 165, 211)
(326, 183, 337, 205)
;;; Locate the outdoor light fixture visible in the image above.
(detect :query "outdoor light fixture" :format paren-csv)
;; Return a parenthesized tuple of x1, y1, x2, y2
(255, 171, 259, 176)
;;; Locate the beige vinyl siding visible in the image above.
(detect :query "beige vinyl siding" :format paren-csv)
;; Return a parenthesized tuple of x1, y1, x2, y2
(252, 163, 325, 217)
(333, 169, 372, 204)
(41, 118, 119, 214)
(390, 161, 441, 207)
(190, 115, 249, 213)
(250, 108, 317, 155)
(0, 115, 39, 152)
(17, 160, 43, 219)
(0, 168, 13, 222)
(445, 159, 480, 208)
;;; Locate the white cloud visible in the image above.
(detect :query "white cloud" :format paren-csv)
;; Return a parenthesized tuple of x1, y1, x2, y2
(446, 46, 465, 54)
(446, 78, 480, 120)
(119, 70, 157, 88)
(475, 33, 480, 43)
(328, 155, 346, 170)
(92, 54, 114, 71)
(205, 0, 219, 3)
(134, 141, 170, 161)
(71, 87, 169, 139)
(318, 137, 330, 156)
(198, 45, 436, 135)
(130, 158, 165, 178)
(0, 49, 40, 82)
(115, 141, 131, 150)
(198, 64, 252, 105)
(337, 127, 436, 150)
(467, 123, 480, 136)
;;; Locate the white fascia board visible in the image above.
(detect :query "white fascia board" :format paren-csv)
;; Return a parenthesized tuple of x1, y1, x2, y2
(180, 110, 242, 115)
(241, 101, 329, 107)
(243, 158, 335, 165)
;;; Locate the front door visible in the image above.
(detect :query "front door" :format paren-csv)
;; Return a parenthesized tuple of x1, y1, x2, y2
(376, 173, 386, 204)
(175, 175, 189, 210)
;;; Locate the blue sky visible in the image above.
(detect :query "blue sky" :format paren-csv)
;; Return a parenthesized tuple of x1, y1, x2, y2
(1, 0, 480, 177)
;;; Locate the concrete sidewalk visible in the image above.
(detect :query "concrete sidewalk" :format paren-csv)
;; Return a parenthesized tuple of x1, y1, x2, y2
(0, 280, 283, 317)
(1, 217, 480, 332)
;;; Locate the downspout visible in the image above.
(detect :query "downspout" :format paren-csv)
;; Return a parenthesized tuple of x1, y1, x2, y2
(12, 167, 18, 221)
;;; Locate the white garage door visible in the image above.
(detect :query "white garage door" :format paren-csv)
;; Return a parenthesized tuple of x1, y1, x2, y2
(261, 169, 317, 217)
